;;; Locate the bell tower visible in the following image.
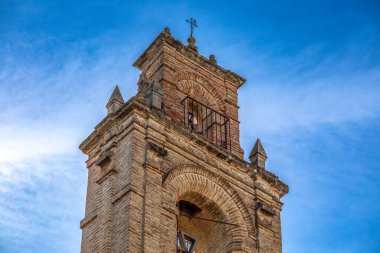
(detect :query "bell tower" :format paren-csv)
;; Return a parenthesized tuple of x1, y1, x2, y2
(79, 27, 288, 253)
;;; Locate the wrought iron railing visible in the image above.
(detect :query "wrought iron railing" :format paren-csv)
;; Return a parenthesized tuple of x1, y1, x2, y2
(181, 96, 231, 152)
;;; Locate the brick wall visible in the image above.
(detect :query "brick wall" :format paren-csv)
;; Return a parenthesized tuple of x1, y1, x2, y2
(133, 30, 245, 158)
(79, 98, 287, 252)
(79, 29, 288, 253)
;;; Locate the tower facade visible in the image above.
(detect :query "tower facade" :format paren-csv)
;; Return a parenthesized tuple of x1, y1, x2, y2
(79, 28, 288, 253)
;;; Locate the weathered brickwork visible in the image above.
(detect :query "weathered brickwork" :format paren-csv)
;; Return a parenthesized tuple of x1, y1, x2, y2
(79, 28, 288, 253)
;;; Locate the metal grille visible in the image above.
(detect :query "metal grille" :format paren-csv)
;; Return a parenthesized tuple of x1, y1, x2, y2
(181, 96, 231, 152)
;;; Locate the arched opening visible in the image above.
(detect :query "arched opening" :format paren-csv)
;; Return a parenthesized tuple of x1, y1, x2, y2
(162, 166, 256, 253)
(176, 192, 233, 253)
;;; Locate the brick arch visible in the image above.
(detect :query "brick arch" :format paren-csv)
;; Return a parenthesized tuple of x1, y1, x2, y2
(175, 72, 226, 113)
(163, 165, 255, 238)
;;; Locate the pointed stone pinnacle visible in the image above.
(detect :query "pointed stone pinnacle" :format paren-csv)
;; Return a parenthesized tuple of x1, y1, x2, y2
(249, 138, 267, 159)
(106, 85, 124, 114)
(107, 85, 124, 105)
(249, 139, 268, 169)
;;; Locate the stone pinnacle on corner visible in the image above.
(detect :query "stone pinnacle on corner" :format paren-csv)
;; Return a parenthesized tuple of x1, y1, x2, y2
(249, 138, 268, 170)
(106, 85, 124, 114)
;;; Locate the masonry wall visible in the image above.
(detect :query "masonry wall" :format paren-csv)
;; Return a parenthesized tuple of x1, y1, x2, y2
(134, 33, 244, 158)
(80, 28, 288, 253)
(79, 100, 286, 253)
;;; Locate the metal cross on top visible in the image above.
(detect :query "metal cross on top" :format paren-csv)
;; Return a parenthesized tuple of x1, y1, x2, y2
(186, 18, 198, 38)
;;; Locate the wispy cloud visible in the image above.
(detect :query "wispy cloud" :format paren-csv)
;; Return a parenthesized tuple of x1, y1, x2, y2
(1, 4, 379, 252)
(235, 37, 380, 140)
(241, 67, 380, 135)
(0, 32, 141, 252)
(228, 37, 380, 253)
(0, 156, 87, 253)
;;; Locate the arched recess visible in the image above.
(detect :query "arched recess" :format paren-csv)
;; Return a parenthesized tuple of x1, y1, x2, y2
(162, 165, 255, 252)
(175, 72, 226, 113)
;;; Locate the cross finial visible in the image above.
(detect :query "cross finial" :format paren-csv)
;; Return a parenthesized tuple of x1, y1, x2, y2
(186, 18, 198, 38)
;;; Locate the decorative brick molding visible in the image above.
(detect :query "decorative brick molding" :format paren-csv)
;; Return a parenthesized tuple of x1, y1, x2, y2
(255, 202, 277, 216)
(147, 141, 168, 157)
(163, 165, 256, 236)
(95, 151, 117, 184)
(80, 213, 97, 229)
(133, 31, 246, 87)
(112, 183, 143, 205)
(175, 71, 226, 112)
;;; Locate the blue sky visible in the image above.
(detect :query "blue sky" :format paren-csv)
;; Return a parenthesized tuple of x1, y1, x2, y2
(1, 0, 380, 252)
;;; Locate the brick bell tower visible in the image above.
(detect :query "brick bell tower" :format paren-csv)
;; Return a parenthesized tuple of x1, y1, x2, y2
(79, 27, 288, 253)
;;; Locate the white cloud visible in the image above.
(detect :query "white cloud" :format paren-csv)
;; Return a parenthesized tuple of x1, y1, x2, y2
(0, 18, 379, 253)
(238, 45, 380, 137)
(0, 33, 141, 252)
(0, 32, 141, 169)
(0, 156, 86, 252)
(0, 123, 78, 166)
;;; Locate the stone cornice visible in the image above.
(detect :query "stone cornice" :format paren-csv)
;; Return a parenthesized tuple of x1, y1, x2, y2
(133, 30, 246, 88)
(79, 96, 140, 154)
(257, 170, 289, 198)
(79, 98, 288, 198)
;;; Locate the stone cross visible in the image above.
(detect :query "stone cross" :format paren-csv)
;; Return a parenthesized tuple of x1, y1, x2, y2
(186, 18, 198, 38)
